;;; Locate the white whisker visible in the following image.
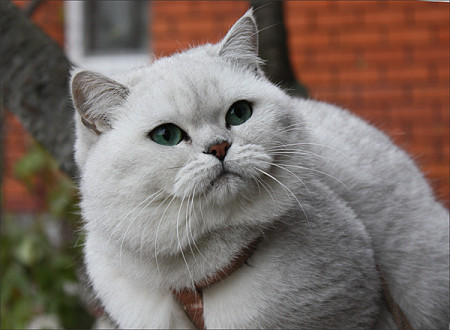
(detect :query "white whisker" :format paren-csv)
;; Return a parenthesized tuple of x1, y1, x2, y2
(255, 168, 312, 232)
(153, 194, 178, 275)
(108, 189, 163, 248)
(251, 174, 278, 211)
(118, 189, 165, 267)
(268, 150, 337, 164)
(187, 190, 209, 265)
(176, 195, 195, 288)
(283, 164, 350, 192)
(185, 192, 197, 262)
(259, 160, 312, 197)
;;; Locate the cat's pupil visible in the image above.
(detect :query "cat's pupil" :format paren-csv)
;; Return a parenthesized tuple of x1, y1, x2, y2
(162, 128, 170, 141)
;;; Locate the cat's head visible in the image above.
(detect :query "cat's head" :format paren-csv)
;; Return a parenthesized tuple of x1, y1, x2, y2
(71, 10, 310, 256)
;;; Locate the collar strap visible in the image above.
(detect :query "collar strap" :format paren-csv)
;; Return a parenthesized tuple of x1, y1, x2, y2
(173, 237, 260, 329)
(173, 245, 412, 330)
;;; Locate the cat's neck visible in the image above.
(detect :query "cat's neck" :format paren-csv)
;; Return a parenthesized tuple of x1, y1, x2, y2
(89, 223, 265, 290)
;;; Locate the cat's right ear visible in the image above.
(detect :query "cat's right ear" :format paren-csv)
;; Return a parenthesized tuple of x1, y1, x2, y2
(70, 69, 129, 135)
(219, 9, 263, 74)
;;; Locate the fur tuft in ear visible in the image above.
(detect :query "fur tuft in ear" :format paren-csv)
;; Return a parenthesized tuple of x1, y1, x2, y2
(70, 69, 129, 135)
(219, 9, 262, 73)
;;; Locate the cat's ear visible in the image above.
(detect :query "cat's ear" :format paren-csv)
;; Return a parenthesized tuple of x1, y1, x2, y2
(70, 69, 129, 135)
(219, 9, 262, 73)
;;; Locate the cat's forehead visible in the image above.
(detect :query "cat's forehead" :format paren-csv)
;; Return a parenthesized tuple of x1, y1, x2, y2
(129, 51, 255, 125)
(143, 52, 229, 100)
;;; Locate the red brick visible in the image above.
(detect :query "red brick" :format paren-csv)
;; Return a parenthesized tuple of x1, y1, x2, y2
(435, 65, 450, 82)
(315, 11, 365, 31)
(300, 70, 336, 86)
(412, 4, 450, 24)
(363, 48, 411, 66)
(175, 20, 214, 40)
(363, 9, 408, 27)
(385, 64, 431, 83)
(291, 32, 335, 50)
(359, 85, 409, 105)
(412, 85, 450, 103)
(286, 1, 333, 11)
(295, 50, 360, 70)
(336, 66, 382, 85)
(152, 19, 173, 37)
(383, 1, 423, 12)
(387, 27, 433, 46)
(318, 1, 368, 12)
(412, 47, 449, 63)
(285, 9, 317, 33)
(437, 26, 450, 45)
(339, 30, 384, 47)
(311, 86, 361, 107)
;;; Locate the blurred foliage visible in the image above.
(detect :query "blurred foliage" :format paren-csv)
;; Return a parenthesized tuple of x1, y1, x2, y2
(1, 143, 94, 329)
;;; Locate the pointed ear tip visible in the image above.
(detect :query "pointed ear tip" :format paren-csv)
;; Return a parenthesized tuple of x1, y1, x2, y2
(242, 8, 256, 23)
(245, 7, 254, 16)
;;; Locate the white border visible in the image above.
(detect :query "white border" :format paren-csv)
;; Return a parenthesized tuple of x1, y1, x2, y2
(64, 1, 151, 75)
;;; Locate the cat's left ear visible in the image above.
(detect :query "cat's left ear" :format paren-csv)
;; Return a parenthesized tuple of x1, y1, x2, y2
(219, 9, 262, 74)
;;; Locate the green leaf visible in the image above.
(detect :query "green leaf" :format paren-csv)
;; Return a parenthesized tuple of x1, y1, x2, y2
(13, 144, 49, 182)
(14, 236, 38, 266)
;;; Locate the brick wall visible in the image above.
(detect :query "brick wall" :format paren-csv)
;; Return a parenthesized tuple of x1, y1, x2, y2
(284, 1, 449, 206)
(2, 1, 448, 212)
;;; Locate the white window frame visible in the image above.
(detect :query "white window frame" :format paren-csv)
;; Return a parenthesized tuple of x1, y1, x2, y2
(64, 1, 151, 75)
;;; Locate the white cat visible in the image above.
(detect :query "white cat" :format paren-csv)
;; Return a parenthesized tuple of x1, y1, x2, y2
(71, 10, 449, 329)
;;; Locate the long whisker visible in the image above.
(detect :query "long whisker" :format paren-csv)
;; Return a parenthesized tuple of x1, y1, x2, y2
(250, 173, 278, 211)
(135, 190, 170, 258)
(267, 123, 310, 135)
(259, 160, 312, 197)
(185, 192, 197, 262)
(186, 190, 210, 265)
(262, 124, 313, 141)
(268, 150, 337, 164)
(255, 168, 312, 233)
(176, 194, 195, 288)
(153, 194, 178, 275)
(118, 189, 165, 267)
(108, 189, 163, 247)
(283, 164, 351, 192)
(278, 142, 350, 159)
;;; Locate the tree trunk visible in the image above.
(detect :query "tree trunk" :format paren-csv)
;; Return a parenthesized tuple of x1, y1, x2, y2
(250, 0, 308, 98)
(0, 0, 77, 179)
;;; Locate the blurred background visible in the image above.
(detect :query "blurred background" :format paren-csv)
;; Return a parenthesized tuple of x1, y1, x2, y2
(1, 1, 448, 328)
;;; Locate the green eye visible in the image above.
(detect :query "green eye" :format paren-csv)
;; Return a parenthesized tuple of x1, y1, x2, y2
(149, 124, 184, 146)
(226, 101, 252, 126)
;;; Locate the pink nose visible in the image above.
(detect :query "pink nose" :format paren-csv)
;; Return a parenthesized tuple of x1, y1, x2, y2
(208, 141, 230, 161)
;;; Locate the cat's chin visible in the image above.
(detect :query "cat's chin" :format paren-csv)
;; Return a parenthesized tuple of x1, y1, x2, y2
(206, 172, 246, 205)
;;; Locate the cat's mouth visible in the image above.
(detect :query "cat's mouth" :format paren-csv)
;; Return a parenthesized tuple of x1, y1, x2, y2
(210, 170, 242, 187)
(205, 169, 245, 203)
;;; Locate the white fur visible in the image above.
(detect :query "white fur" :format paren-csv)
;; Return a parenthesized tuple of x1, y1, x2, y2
(71, 9, 449, 329)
